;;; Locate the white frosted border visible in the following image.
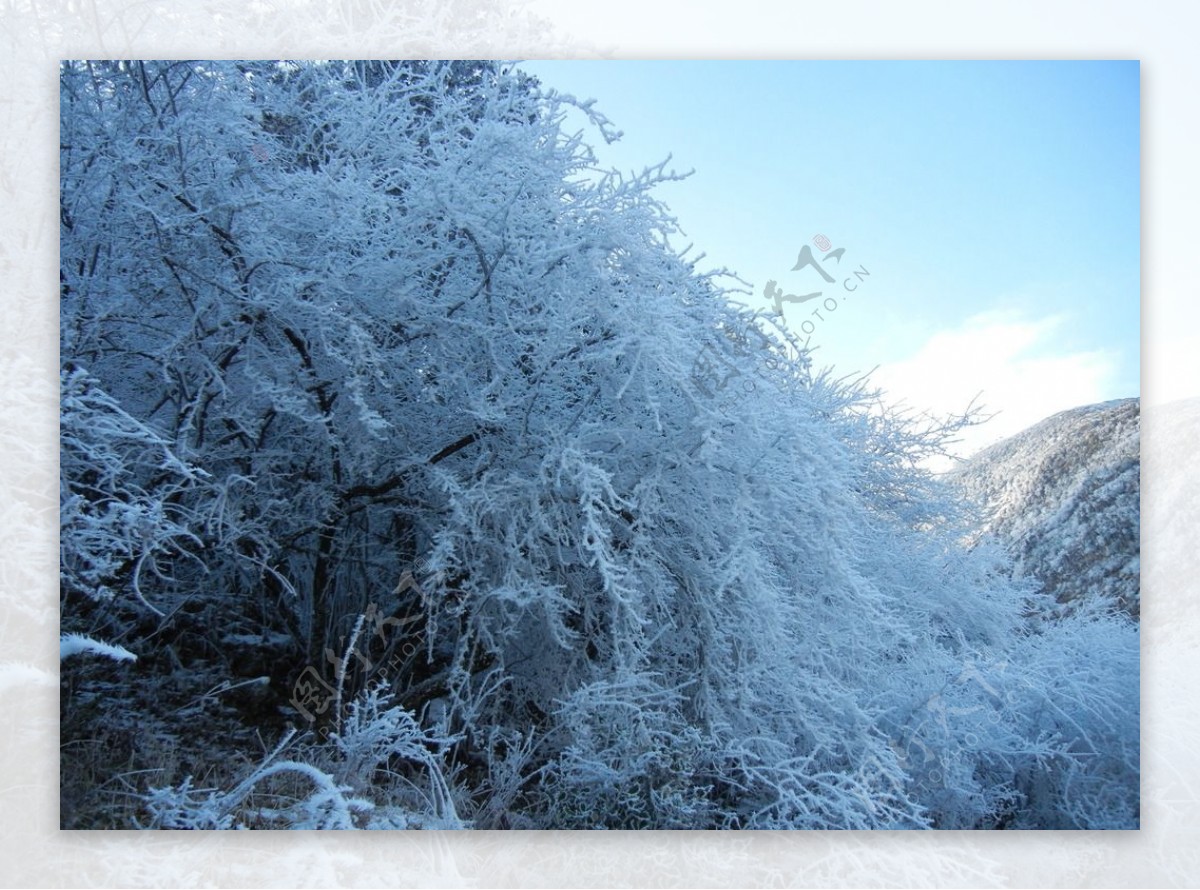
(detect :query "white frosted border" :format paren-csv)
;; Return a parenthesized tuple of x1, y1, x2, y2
(7, 1, 1193, 885)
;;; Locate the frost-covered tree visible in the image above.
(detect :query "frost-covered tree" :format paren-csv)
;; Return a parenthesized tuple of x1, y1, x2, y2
(60, 60, 1138, 829)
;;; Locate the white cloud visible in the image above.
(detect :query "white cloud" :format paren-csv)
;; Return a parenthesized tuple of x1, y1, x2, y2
(867, 310, 1119, 468)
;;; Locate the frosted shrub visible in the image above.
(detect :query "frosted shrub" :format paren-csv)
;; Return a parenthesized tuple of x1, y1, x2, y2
(143, 686, 464, 829)
(60, 367, 208, 615)
(325, 683, 464, 828)
(1003, 604, 1140, 829)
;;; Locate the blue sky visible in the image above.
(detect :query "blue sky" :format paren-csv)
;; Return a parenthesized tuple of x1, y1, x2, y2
(517, 60, 1140, 459)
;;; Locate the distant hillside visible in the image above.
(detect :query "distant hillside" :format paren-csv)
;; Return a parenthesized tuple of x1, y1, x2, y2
(950, 398, 1140, 618)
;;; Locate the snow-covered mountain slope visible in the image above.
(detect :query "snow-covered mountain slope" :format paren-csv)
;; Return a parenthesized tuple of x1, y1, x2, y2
(949, 398, 1140, 617)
